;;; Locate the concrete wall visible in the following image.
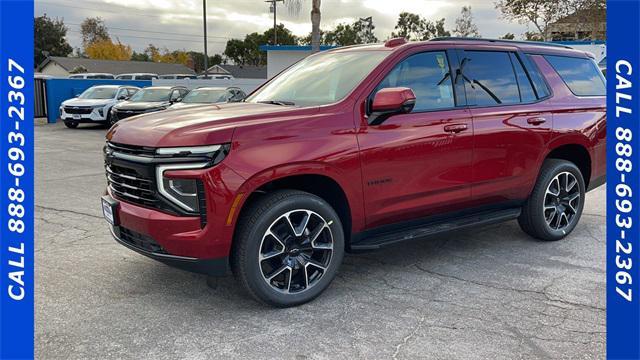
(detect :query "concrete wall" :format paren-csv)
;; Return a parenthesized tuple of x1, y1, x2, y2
(266, 51, 310, 78)
(152, 78, 266, 94)
(45, 79, 152, 123)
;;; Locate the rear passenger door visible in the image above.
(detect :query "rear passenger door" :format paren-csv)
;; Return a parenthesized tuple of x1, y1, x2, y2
(459, 48, 553, 204)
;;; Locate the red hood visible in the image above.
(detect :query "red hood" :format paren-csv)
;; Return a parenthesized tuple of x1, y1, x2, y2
(106, 102, 319, 147)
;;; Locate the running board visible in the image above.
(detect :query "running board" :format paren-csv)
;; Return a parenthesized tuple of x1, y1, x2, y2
(350, 208, 521, 251)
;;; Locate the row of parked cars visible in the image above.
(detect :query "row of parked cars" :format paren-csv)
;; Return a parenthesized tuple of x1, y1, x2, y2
(68, 73, 233, 80)
(59, 85, 247, 128)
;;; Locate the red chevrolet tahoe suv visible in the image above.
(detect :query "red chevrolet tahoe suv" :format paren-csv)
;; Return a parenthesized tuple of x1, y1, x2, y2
(102, 38, 606, 307)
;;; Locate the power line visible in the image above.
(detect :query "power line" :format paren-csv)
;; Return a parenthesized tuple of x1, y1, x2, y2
(65, 29, 229, 45)
(38, 1, 177, 19)
(65, 22, 232, 40)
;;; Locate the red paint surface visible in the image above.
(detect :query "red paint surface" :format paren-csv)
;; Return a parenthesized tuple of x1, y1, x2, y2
(107, 40, 606, 260)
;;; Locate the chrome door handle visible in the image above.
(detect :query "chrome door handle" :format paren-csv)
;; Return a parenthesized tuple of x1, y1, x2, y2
(444, 124, 468, 133)
(527, 117, 547, 125)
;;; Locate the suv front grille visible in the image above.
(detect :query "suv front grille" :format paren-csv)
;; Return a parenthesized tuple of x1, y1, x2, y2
(64, 106, 93, 114)
(104, 142, 208, 227)
(106, 164, 157, 207)
(113, 109, 145, 120)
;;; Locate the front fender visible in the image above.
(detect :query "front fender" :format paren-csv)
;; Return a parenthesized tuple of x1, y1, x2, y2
(225, 162, 366, 236)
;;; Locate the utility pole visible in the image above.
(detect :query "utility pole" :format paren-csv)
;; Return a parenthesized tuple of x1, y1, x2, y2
(266, 0, 284, 45)
(203, 0, 209, 78)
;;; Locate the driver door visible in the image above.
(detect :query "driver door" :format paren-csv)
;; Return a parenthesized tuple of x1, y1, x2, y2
(357, 50, 474, 228)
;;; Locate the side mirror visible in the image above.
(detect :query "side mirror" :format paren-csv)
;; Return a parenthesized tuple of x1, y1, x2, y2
(118, 95, 127, 100)
(368, 87, 416, 125)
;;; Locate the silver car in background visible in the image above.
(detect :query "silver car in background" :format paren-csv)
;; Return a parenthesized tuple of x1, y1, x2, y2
(167, 87, 246, 110)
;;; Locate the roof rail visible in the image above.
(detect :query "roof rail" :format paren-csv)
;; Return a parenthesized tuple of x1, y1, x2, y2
(429, 37, 573, 49)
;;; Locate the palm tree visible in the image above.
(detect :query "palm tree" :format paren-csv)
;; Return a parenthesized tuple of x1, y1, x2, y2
(287, 0, 322, 52)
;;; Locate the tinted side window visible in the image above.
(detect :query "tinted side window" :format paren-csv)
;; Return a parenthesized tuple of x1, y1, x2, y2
(544, 55, 605, 96)
(376, 51, 455, 112)
(464, 51, 520, 106)
(524, 54, 551, 99)
(118, 75, 132, 80)
(509, 53, 537, 103)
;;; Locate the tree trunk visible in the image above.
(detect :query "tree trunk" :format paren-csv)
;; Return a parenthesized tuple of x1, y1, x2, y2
(311, 0, 321, 52)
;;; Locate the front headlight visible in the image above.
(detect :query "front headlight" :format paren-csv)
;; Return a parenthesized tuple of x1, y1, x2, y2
(163, 177, 200, 212)
(156, 144, 229, 165)
(156, 163, 207, 213)
(155, 144, 230, 212)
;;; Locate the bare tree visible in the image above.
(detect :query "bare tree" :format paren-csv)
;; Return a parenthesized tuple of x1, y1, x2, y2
(453, 6, 480, 37)
(286, 0, 322, 52)
(495, 0, 566, 40)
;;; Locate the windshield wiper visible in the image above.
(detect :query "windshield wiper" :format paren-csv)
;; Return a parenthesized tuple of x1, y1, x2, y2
(257, 100, 295, 106)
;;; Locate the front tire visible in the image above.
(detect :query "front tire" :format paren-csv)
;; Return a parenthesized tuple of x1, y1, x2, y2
(518, 159, 585, 241)
(232, 190, 344, 307)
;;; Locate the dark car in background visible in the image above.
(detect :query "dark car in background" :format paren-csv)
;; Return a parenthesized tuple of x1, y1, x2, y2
(110, 86, 189, 122)
(168, 87, 246, 110)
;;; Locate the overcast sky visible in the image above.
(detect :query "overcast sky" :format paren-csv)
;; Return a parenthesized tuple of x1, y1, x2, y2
(35, 0, 531, 55)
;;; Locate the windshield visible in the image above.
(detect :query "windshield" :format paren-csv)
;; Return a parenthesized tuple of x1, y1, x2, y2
(182, 89, 228, 104)
(79, 87, 117, 99)
(129, 88, 172, 102)
(247, 50, 389, 107)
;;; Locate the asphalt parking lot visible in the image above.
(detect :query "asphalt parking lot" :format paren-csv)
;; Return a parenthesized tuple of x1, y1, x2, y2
(36, 121, 606, 359)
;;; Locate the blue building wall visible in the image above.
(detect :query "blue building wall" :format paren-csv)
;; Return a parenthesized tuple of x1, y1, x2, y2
(45, 79, 152, 123)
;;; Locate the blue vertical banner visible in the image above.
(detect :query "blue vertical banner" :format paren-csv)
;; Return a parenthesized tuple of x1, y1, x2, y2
(0, 0, 35, 359)
(607, 0, 640, 359)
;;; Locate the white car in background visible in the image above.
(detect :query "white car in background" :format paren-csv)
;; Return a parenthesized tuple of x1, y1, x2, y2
(159, 74, 198, 79)
(115, 73, 158, 80)
(167, 87, 246, 110)
(68, 73, 115, 79)
(59, 85, 140, 128)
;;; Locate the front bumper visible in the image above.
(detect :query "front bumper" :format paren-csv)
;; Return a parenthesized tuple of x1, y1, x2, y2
(60, 108, 108, 122)
(109, 225, 229, 275)
(102, 154, 246, 270)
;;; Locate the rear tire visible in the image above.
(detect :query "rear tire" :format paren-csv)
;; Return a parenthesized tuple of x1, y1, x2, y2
(518, 159, 585, 241)
(64, 121, 79, 129)
(231, 190, 344, 307)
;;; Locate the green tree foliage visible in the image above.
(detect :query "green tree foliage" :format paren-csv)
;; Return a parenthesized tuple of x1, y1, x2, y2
(130, 51, 150, 62)
(80, 17, 110, 49)
(322, 17, 378, 46)
(500, 32, 516, 39)
(391, 12, 451, 41)
(34, 14, 72, 65)
(224, 24, 298, 65)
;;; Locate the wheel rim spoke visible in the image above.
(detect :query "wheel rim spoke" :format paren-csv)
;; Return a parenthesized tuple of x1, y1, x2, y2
(259, 209, 334, 294)
(267, 265, 290, 282)
(543, 171, 581, 231)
